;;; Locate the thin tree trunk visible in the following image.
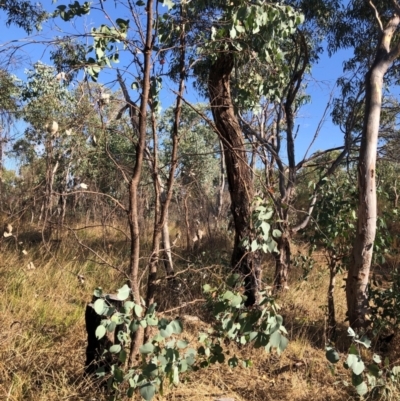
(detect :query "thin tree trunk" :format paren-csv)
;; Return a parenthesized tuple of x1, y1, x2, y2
(347, 14, 400, 329)
(327, 262, 337, 341)
(208, 53, 259, 305)
(274, 232, 291, 290)
(161, 210, 174, 276)
(127, 0, 154, 365)
(216, 138, 225, 228)
(145, 5, 185, 308)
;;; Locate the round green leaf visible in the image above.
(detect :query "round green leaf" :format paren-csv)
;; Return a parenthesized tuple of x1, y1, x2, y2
(130, 320, 140, 332)
(326, 348, 340, 364)
(139, 343, 155, 355)
(177, 340, 189, 349)
(139, 382, 156, 401)
(95, 325, 106, 340)
(352, 359, 365, 376)
(134, 304, 143, 317)
(222, 290, 234, 300)
(373, 354, 382, 364)
(228, 355, 239, 368)
(160, 324, 173, 338)
(231, 294, 243, 308)
(179, 359, 188, 372)
(109, 344, 121, 354)
(124, 301, 135, 312)
(169, 320, 183, 334)
(272, 229, 282, 238)
(146, 315, 158, 326)
(367, 363, 380, 378)
(117, 284, 130, 301)
(355, 381, 368, 396)
(94, 298, 107, 315)
(107, 321, 117, 332)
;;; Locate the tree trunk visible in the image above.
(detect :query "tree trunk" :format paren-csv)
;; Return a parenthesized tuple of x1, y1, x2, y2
(274, 232, 291, 289)
(327, 263, 337, 341)
(216, 138, 225, 228)
(145, 5, 184, 308)
(208, 53, 259, 305)
(347, 15, 400, 329)
(183, 192, 191, 251)
(162, 211, 174, 276)
(127, 0, 154, 365)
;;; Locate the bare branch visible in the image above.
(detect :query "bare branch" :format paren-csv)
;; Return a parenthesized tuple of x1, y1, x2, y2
(368, 0, 384, 31)
(54, 190, 127, 212)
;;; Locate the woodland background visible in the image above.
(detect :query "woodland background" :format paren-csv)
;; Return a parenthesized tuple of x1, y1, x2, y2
(2, 0, 400, 400)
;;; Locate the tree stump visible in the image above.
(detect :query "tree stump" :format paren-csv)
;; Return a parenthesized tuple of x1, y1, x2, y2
(84, 293, 124, 375)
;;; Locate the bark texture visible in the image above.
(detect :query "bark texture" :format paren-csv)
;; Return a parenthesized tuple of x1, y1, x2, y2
(127, 0, 154, 364)
(347, 13, 400, 329)
(208, 53, 259, 305)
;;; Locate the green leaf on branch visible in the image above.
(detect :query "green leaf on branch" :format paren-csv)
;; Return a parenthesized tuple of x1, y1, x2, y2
(94, 298, 107, 315)
(170, 319, 183, 334)
(160, 324, 173, 338)
(326, 347, 340, 364)
(139, 343, 155, 355)
(347, 354, 365, 375)
(228, 355, 239, 368)
(272, 229, 282, 238)
(95, 325, 106, 339)
(231, 294, 243, 308)
(367, 363, 380, 378)
(139, 382, 156, 401)
(117, 284, 130, 300)
(355, 335, 371, 349)
(134, 304, 143, 318)
(177, 340, 188, 349)
(261, 221, 270, 238)
(109, 344, 121, 354)
(251, 240, 258, 252)
(373, 354, 382, 364)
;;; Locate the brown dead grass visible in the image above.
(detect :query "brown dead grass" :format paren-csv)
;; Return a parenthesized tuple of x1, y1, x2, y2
(1, 234, 400, 401)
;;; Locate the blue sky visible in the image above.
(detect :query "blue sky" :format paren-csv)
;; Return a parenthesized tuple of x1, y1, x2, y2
(1, 0, 350, 170)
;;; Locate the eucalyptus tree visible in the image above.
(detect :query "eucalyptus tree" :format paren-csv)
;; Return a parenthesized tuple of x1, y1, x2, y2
(327, 0, 400, 329)
(20, 62, 81, 229)
(48, 0, 192, 360)
(0, 0, 47, 33)
(0, 69, 19, 207)
(160, 0, 304, 304)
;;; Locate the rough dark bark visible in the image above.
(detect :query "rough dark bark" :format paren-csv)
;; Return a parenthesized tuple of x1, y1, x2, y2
(208, 53, 259, 305)
(347, 13, 400, 329)
(327, 263, 337, 341)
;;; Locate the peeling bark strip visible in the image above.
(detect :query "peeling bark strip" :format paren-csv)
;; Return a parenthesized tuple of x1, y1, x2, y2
(347, 10, 400, 329)
(208, 53, 260, 305)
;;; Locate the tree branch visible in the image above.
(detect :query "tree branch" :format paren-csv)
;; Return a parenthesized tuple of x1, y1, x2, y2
(368, 0, 383, 32)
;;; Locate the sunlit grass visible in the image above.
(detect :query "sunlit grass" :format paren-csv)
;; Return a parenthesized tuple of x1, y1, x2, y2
(1, 230, 400, 401)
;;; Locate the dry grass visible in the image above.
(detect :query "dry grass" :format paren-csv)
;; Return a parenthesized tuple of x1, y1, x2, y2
(1, 232, 400, 401)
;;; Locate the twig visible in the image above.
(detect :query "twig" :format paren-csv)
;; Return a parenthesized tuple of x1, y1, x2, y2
(161, 298, 205, 315)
